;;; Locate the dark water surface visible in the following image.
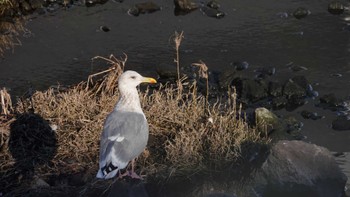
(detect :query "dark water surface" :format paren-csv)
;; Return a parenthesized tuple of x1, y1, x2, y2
(1, 0, 350, 195)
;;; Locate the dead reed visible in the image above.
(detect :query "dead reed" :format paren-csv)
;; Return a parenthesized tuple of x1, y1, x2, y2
(0, 88, 13, 116)
(0, 0, 25, 56)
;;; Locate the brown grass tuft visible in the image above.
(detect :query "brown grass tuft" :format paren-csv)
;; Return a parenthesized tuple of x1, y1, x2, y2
(0, 0, 26, 56)
(0, 87, 13, 115)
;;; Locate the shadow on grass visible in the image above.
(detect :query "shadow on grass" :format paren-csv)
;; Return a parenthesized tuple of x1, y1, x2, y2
(88, 141, 270, 197)
(7, 112, 57, 186)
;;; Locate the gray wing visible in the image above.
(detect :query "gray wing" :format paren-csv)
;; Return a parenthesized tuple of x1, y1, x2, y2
(98, 110, 149, 171)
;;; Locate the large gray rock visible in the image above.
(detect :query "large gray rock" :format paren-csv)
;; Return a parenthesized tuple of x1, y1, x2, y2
(253, 140, 347, 197)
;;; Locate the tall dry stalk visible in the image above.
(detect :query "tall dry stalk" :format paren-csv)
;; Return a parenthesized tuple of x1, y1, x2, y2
(192, 60, 209, 112)
(0, 87, 13, 115)
(173, 31, 184, 95)
(87, 54, 126, 95)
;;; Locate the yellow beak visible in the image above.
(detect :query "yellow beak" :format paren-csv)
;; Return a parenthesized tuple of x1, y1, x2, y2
(142, 77, 157, 84)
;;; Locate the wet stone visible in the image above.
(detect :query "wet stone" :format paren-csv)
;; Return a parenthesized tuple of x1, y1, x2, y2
(293, 7, 311, 19)
(271, 96, 288, 110)
(254, 66, 276, 79)
(174, 0, 198, 12)
(218, 69, 237, 89)
(200, 6, 225, 19)
(29, 0, 44, 9)
(20, 1, 33, 14)
(286, 95, 307, 111)
(332, 116, 350, 131)
(328, 1, 345, 15)
(232, 78, 268, 102)
(100, 25, 110, 32)
(301, 110, 324, 120)
(283, 79, 306, 99)
(231, 61, 249, 71)
(206, 0, 220, 9)
(128, 2, 161, 16)
(268, 81, 283, 97)
(317, 93, 343, 111)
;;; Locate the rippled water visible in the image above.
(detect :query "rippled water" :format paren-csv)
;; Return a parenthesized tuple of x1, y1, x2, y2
(1, 0, 350, 195)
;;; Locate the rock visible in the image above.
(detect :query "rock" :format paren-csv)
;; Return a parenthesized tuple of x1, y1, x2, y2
(174, 0, 198, 12)
(253, 140, 347, 197)
(200, 6, 225, 19)
(29, 0, 44, 9)
(328, 1, 345, 15)
(255, 108, 303, 140)
(156, 63, 178, 80)
(291, 75, 309, 89)
(206, 0, 220, 9)
(285, 95, 307, 111)
(231, 61, 249, 71)
(293, 7, 311, 19)
(283, 79, 306, 99)
(254, 66, 276, 79)
(268, 81, 283, 97)
(317, 93, 343, 111)
(255, 107, 281, 134)
(85, 0, 108, 7)
(128, 2, 161, 16)
(271, 96, 287, 110)
(20, 0, 33, 14)
(100, 25, 110, 32)
(233, 78, 268, 103)
(300, 110, 324, 120)
(218, 69, 237, 89)
(31, 177, 50, 189)
(332, 116, 350, 131)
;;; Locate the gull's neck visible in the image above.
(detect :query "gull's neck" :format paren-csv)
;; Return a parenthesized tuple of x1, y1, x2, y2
(114, 87, 143, 114)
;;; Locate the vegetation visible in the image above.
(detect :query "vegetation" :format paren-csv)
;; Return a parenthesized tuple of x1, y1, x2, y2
(0, 0, 25, 56)
(0, 32, 268, 196)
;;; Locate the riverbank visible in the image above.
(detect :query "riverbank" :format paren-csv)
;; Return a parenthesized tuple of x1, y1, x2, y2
(0, 54, 269, 196)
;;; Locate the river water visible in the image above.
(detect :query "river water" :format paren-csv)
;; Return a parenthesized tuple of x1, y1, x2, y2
(0, 0, 350, 195)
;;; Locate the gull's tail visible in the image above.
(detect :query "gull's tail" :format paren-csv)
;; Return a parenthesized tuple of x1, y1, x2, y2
(96, 163, 119, 179)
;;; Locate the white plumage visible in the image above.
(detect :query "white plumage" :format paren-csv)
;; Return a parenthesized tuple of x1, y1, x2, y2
(96, 70, 156, 179)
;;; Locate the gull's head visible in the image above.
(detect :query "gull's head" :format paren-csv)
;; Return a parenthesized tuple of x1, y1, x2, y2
(118, 70, 157, 92)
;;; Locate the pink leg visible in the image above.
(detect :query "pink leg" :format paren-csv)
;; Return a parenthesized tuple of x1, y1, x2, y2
(118, 159, 144, 180)
(128, 159, 143, 180)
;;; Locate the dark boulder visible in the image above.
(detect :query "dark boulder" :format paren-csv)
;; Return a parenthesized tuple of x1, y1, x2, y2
(253, 140, 347, 197)
(293, 7, 311, 19)
(283, 78, 307, 99)
(328, 1, 345, 15)
(128, 2, 161, 16)
(233, 78, 268, 103)
(332, 116, 350, 131)
(268, 81, 283, 97)
(271, 96, 288, 110)
(317, 93, 343, 111)
(174, 0, 198, 15)
(200, 6, 225, 19)
(301, 110, 324, 120)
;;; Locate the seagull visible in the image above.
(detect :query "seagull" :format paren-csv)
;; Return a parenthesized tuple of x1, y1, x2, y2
(96, 70, 157, 179)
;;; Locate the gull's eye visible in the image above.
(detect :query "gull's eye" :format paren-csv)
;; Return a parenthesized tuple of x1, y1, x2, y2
(130, 76, 136, 79)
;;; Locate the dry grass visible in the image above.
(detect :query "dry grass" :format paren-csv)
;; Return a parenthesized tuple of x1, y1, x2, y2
(0, 0, 25, 56)
(0, 87, 13, 115)
(0, 30, 269, 194)
(0, 55, 267, 194)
